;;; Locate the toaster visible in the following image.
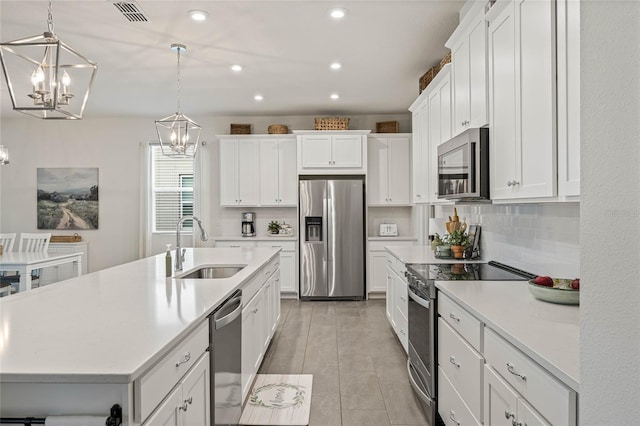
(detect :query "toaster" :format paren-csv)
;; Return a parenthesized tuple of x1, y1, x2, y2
(379, 224, 398, 237)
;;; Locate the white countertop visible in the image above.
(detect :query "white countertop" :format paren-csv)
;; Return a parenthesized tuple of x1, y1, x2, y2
(214, 235, 297, 241)
(0, 247, 279, 384)
(436, 280, 580, 391)
(385, 245, 484, 264)
(368, 236, 418, 241)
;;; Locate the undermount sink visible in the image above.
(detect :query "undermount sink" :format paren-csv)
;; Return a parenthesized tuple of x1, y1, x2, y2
(178, 265, 246, 279)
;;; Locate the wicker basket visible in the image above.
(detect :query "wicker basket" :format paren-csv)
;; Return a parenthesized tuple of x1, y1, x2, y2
(268, 124, 289, 134)
(439, 50, 452, 70)
(376, 121, 399, 133)
(230, 124, 251, 135)
(50, 234, 82, 243)
(419, 66, 439, 93)
(314, 117, 350, 131)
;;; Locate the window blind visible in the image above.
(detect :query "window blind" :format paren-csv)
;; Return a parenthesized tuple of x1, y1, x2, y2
(151, 146, 194, 232)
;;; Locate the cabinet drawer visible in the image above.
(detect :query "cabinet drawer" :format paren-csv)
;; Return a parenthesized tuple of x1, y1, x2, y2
(395, 276, 408, 320)
(242, 256, 279, 304)
(438, 318, 484, 421)
(215, 240, 256, 248)
(256, 241, 296, 251)
(386, 254, 406, 279)
(438, 367, 481, 426)
(438, 293, 482, 351)
(136, 320, 209, 422)
(484, 328, 577, 426)
(394, 304, 408, 353)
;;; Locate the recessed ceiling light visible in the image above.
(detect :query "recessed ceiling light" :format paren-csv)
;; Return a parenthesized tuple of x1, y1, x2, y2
(254, 94, 264, 101)
(231, 64, 243, 72)
(330, 62, 342, 70)
(330, 93, 340, 100)
(188, 9, 209, 21)
(329, 8, 347, 19)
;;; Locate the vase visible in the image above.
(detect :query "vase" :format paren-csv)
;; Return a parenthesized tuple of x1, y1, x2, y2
(451, 245, 466, 259)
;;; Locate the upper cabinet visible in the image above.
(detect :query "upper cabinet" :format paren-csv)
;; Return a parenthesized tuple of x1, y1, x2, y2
(427, 65, 453, 203)
(368, 134, 411, 206)
(446, 5, 489, 137)
(259, 137, 297, 206)
(487, 0, 556, 201)
(295, 131, 369, 175)
(409, 99, 429, 204)
(219, 138, 260, 206)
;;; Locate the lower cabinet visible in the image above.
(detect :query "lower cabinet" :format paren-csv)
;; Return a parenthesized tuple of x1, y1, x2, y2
(144, 352, 210, 426)
(368, 240, 416, 296)
(385, 252, 408, 353)
(39, 242, 89, 285)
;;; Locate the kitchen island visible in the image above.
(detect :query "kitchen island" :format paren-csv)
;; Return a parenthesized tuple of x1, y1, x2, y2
(0, 247, 280, 424)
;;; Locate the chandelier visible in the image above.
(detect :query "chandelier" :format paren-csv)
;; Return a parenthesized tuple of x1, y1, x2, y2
(155, 44, 201, 158)
(0, 0, 98, 120)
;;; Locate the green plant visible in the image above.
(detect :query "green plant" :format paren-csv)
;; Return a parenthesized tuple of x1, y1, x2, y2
(268, 220, 281, 234)
(446, 230, 472, 247)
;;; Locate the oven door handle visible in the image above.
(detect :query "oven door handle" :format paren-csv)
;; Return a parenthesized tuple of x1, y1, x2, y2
(408, 288, 431, 309)
(407, 359, 434, 407)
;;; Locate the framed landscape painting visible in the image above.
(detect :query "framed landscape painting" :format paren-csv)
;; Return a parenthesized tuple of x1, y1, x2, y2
(37, 168, 99, 230)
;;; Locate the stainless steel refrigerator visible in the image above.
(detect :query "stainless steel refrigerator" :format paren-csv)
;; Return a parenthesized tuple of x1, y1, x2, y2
(299, 177, 365, 299)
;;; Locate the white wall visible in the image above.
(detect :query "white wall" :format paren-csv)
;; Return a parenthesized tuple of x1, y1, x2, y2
(580, 1, 640, 423)
(0, 113, 410, 271)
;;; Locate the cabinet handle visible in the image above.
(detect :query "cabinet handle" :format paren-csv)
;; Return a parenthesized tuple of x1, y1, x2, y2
(178, 397, 192, 412)
(449, 312, 461, 322)
(513, 420, 524, 426)
(505, 411, 515, 420)
(507, 181, 513, 187)
(449, 411, 461, 426)
(175, 352, 191, 367)
(513, 181, 520, 186)
(252, 308, 259, 314)
(400, 329, 407, 335)
(400, 296, 406, 301)
(449, 356, 461, 368)
(506, 363, 527, 381)
(416, 194, 422, 198)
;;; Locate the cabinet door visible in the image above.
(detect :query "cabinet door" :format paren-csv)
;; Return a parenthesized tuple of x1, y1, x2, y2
(385, 266, 395, 326)
(367, 136, 389, 205)
(428, 89, 442, 203)
(489, 2, 518, 200)
(332, 135, 363, 168)
(273, 271, 281, 334)
(259, 140, 280, 206)
(439, 72, 452, 144)
(515, 0, 556, 199)
(452, 37, 470, 136)
(387, 137, 411, 205)
(263, 276, 275, 354)
(220, 139, 239, 206)
(301, 135, 332, 168)
(518, 398, 551, 426)
(181, 353, 210, 426)
(279, 250, 297, 294)
(144, 385, 181, 426)
(237, 139, 259, 205)
(278, 139, 298, 205)
(242, 290, 264, 400)
(412, 103, 429, 203)
(468, 15, 488, 128)
(484, 365, 519, 426)
(368, 251, 388, 293)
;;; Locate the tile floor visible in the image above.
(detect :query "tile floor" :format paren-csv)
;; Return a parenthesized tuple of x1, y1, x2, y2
(258, 299, 430, 426)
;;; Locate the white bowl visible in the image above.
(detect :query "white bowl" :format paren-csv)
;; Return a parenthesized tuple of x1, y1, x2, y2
(528, 278, 579, 305)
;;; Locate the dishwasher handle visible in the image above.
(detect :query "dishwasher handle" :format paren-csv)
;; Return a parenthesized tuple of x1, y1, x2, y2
(214, 292, 242, 330)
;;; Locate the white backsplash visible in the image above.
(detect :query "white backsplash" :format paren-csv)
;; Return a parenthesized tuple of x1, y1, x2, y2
(433, 203, 580, 278)
(214, 207, 298, 237)
(368, 206, 413, 237)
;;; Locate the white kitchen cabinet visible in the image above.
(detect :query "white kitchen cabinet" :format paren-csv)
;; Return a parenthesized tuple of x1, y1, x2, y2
(39, 242, 88, 285)
(144, 352, 210, 426)
(427, 65, 452, 202)
(367, 134, 411, 206)
(488, 0, 556, 201)
(259, 138, 297, 206)
(409, 97, 429, 203)
(295, 131, 369, 174)
(215, 240, 256, 248)
(256, 240, 297, 297)
(368, 240, 415, 296)
(556, 0, 580, 198)
(385, 252, 408, 353)
(219, 138, 259, 206)
(446, 4, 488, 137)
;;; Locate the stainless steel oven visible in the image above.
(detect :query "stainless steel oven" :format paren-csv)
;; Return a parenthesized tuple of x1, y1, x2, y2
(437, 128, 489, 200)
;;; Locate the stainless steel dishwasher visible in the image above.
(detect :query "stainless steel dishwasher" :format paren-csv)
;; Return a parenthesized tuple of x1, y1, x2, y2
(209, 289, 242, 426)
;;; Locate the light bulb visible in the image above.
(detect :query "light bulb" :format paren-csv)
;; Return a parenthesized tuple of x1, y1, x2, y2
(61, 71, 71, 87)
(31, 66, 45, 85)
(170, 131, 177, 142)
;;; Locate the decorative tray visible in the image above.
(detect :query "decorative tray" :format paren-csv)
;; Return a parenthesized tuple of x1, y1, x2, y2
(267, 232, 295, 237)
(528, 278, 579, 305)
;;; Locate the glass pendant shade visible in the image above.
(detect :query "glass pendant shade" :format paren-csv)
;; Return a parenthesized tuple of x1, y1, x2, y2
(155, 112, 201, 158)
(0, 31, 98, 120)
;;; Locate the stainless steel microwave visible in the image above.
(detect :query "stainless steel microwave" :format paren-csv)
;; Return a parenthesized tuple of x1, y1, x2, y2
(437, 128, 489, 200)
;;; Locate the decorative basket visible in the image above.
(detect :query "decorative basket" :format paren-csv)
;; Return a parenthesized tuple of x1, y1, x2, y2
(230, 124, 251, 135)
(50, 234, 82, 243)
(268, 124, 289, 134)
(439, 50, 452, 70)
(376, 121, 399, 133)
(419, 66, 439, 93)
(314, 117, 350, 131)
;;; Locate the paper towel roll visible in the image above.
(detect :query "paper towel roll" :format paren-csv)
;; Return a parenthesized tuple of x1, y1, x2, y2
(45, 416, 107, 426)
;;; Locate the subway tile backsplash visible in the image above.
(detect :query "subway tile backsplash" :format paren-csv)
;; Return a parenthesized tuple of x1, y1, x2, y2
(434, 203, 580, 278)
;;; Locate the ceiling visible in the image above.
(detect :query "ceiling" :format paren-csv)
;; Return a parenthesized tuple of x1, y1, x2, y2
(0, 1, 464, 119)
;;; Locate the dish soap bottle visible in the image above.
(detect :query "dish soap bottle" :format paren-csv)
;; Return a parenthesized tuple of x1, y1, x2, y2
(165, 244, 172, 277)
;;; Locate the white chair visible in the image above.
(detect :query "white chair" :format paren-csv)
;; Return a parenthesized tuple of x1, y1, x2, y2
(0, 233, 17, 297)
(3, 233, 52, 291)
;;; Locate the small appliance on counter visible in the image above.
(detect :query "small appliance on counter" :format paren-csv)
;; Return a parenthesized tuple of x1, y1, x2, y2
(379, 223, 398, 237)
(241, 212, 256, 237)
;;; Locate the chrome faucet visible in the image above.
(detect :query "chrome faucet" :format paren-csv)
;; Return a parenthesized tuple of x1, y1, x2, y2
(175, 216, 209, 271)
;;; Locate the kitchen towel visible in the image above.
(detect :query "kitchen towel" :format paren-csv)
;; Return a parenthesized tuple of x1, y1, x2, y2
(240, 374, 313, 426)
(45, 416, 106, 426)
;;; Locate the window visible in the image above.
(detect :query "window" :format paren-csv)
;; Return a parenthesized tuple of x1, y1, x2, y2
(151, 145, 194, 232)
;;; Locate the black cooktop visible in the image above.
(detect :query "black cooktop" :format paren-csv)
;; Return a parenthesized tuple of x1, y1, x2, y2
(407, 261, 536, 282)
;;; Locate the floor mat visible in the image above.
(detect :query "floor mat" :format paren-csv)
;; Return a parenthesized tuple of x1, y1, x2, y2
(240, 374, 313, 426)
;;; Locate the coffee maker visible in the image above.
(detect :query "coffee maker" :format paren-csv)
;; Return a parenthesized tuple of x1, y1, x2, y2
(241, 212, 256, 237)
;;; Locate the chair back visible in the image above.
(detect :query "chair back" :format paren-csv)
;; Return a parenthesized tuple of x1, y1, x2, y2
(18, 233, 51, 253)
(0, 233, 16, 252)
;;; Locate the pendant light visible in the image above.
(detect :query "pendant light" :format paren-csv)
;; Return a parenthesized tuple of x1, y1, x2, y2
(0, 0, 98, 120)
(155, 44, 201, 158)
(0, 146, 9, 165)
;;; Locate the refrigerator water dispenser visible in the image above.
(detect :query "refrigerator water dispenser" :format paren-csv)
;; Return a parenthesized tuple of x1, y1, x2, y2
(305, 217, 323, 242)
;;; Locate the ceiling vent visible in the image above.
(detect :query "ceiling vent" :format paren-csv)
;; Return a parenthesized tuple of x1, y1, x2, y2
(113, 1, 150, 22)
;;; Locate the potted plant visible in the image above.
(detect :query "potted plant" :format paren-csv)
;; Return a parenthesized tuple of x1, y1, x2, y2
(267, 220, 281, 235)
(447, 230, 471, 259)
